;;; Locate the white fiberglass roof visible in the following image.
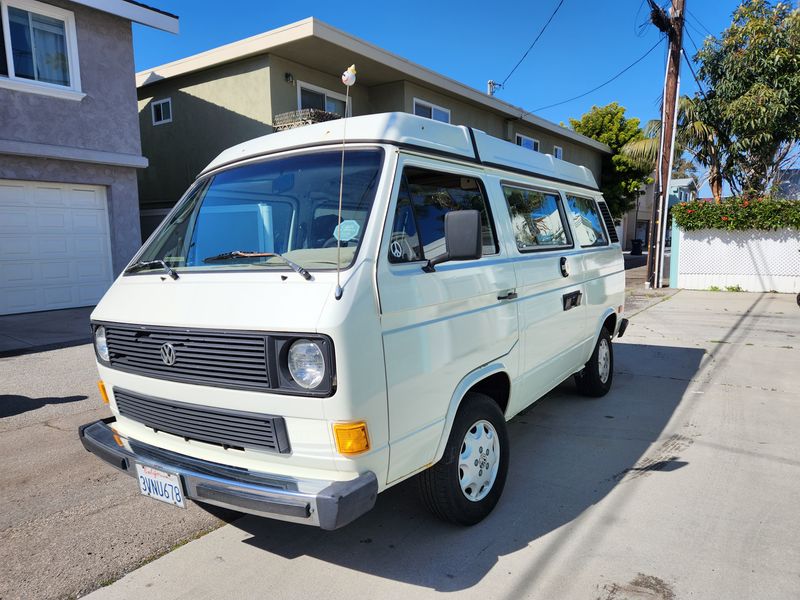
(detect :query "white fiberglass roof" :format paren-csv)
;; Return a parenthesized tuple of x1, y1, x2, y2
(200, 112, 599, 191)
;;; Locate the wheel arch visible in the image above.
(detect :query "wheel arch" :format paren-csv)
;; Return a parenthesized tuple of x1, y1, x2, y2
(433, 362, 512, 464)
(597, 307, 619, 339)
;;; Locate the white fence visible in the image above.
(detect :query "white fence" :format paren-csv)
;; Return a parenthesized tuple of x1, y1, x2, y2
(676, 228, 800, 293)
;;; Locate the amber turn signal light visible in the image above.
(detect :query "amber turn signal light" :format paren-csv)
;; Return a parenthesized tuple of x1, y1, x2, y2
(97, 380, 109, 405)
(333, 421, 370, 455)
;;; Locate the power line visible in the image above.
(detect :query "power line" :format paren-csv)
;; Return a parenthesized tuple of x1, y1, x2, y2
(683, 24, 702, 55)
(500, 0, 566, 88)
(530, 37, 664, 113)
(686, 8, 714, 37)
(681, 47, 707, 99)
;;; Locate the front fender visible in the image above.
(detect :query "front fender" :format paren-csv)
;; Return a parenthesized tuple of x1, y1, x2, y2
(432, 358, 513, 465)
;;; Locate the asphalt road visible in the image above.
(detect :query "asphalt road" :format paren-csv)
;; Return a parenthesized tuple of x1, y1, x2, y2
(87, 290, 800, 600)
(0, 344, 230, 600)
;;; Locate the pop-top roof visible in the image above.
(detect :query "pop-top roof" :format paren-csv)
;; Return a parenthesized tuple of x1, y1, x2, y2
(200, 112, 599, 191)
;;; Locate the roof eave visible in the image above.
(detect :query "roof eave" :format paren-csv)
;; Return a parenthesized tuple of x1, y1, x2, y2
(74, 0, 178, 33)
(135, 17, 609, 153)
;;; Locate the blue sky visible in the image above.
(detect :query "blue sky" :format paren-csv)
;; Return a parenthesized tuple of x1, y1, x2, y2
(133, 0, 743, 192)
(134, 0, 743, 125)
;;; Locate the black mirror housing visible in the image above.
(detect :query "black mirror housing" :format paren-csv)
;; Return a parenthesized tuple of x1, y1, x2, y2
(424, 209, 483, 272)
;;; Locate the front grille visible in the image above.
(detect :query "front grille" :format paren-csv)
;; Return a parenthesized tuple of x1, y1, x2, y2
(104, 324, 269, 391)
(597, 201, 620, 243)
(115, 388, 290, 453)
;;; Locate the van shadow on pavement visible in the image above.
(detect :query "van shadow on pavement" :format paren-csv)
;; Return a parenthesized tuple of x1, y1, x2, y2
(231, 342, 703, 592)
(0, 394, 88, 418)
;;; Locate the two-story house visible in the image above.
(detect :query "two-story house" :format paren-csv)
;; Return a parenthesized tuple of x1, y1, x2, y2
(135, 17, 611, 237)
(0, 0, 178, 315)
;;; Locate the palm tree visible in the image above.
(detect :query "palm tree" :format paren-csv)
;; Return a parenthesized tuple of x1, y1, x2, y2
(622, 96, 726, 201)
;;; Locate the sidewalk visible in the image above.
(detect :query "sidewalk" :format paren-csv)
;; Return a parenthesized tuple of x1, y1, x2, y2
(85, 290, 800, 600)
(0, 306, 93, 356)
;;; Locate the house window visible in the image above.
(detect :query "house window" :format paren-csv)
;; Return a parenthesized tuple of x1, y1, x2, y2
(553, 145, 563, 160)
(0, 0, 81, 94)
(516, 134, 540, 152)
(151, 98, 172, 125)
(297, 81, 349, 116)
(413, 98, 450, 123)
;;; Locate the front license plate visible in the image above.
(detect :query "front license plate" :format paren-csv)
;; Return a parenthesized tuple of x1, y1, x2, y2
(135, 463, 185, 508)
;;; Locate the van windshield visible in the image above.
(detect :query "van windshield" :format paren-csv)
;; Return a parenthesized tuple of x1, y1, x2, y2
(133, 149, 383, 274)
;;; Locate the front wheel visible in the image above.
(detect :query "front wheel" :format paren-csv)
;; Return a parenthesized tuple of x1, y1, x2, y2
(418, 392, 509, 525)
(575, 327, 614, 397)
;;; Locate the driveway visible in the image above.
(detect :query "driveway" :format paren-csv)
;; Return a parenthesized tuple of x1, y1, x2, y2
(0, 345, 230, 600)
(82, 290, 800, 600)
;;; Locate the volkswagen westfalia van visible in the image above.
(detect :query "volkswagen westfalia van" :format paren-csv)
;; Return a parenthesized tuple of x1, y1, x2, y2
(79, 113, 627, 529)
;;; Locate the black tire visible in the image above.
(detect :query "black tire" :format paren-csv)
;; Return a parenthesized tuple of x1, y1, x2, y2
(418, 392, 509, 525)
(575, 327, 614, 397)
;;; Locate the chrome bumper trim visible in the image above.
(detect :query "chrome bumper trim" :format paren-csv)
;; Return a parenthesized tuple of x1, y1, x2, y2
(78, 418, 377, 530)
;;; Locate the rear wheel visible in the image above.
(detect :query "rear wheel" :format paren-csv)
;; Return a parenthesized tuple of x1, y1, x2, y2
(418, 392, 509, 525)
(575, 327, 614, 397)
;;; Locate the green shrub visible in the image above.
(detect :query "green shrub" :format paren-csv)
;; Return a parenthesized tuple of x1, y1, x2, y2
(672, 198, 800, 231)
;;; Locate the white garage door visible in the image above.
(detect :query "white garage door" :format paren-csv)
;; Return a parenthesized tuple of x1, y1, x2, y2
(0, 179, 114, 315)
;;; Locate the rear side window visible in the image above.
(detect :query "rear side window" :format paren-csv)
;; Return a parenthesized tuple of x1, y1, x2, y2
(502, 185, 571, 251)
(388, 167, 498, 263)
(566, 195, 608, 247)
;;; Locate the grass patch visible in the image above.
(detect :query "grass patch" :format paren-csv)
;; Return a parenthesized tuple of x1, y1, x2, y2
(708, 285, 721, 292)
(725, 284, 744, 292)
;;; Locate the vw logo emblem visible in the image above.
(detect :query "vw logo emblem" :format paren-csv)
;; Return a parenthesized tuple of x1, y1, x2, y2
(390, 240, 404, 259)
(160, 343, 176, 366)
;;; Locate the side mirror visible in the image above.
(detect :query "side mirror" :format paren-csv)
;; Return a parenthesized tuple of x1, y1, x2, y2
(423, 209, 483, 272)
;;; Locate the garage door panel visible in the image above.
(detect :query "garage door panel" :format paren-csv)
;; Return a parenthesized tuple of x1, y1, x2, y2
(68, 188, 104, 209)
(1, 263, 36, 284)
(38, 237, 71, 258)
(42, 285, 75, 307)
(0, 208, 33, 232)
(36, 209, 70, 232)
(32, 185, 67, 207)
(0, 179, 113, 315)
(40, 262, 75, 283)
(0, 235, 34, 258)
(71, 210, 108, 234)
(0, 182, 28, 206)
(73, 236, 106, 256)
(76, 282, 109, 303)
(3, 287, 41, 313)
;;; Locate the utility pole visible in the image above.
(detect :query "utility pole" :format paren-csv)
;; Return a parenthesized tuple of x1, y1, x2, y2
(646, 0, 684, 288)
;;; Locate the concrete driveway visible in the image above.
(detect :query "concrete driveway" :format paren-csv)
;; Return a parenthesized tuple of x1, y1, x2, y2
(82, 290, 800, 600)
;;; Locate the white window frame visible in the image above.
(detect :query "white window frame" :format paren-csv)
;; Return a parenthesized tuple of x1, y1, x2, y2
(516, 134, 540, 152)
(0, 0, 84, 100)
(413, 98, 451, 123)
(151, 97, 172, 125)
(553, 145, 564, 160)
(296, 80, 350, 116)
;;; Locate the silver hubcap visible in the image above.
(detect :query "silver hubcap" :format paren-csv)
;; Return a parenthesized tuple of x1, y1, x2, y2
(598, 338, 611, 383)
(459, 420, 500, 502)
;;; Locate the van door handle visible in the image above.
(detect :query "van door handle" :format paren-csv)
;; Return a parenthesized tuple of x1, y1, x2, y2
(498, 290, 518, 301)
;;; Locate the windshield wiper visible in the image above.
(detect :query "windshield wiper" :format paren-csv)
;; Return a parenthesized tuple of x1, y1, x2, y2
(124, 259, 179, 280)
(203, 251, 311, 281)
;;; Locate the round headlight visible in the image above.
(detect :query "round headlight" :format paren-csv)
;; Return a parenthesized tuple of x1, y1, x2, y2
(287, 340, 325, 389)
(94, 326, 110, 362)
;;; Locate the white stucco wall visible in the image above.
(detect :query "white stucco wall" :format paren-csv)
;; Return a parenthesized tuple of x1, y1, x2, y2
(677, 229, 800, 293)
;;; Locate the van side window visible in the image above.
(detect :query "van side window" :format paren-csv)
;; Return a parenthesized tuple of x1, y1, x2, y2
(388, 167, 498, 263)
(502, 185, 571, 251)
(566, 195, 609, 247)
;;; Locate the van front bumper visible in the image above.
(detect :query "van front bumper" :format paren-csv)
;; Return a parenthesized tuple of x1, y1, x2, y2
(78, 418, 378, 530)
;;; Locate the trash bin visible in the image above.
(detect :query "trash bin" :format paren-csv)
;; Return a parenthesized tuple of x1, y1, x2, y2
(631, 239, 643, 255)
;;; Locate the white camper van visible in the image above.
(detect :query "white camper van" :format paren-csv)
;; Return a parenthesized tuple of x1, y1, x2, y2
(80, 113, 627, 529)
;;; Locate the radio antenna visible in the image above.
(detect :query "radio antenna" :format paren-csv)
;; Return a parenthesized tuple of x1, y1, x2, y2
(335, 64, 356, 301)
